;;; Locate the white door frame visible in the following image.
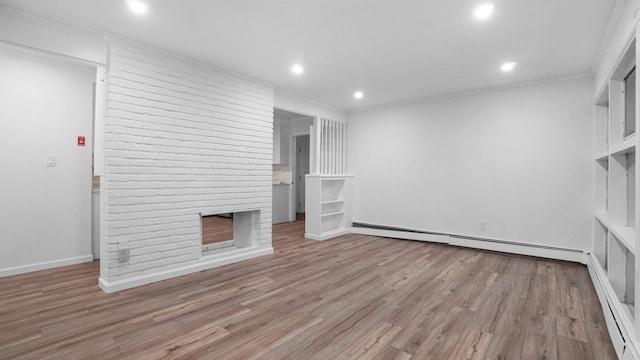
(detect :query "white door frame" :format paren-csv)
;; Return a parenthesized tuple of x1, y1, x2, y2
(289, 132, 310, 221)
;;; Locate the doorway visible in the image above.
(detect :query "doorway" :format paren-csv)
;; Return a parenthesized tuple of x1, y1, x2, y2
(294, 135, 310, 221)
(272, 108, 313, 224)
(287, 127, 312, 222)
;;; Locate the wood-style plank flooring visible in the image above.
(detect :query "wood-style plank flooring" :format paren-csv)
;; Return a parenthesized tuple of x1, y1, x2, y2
(0, 219, 616, 359)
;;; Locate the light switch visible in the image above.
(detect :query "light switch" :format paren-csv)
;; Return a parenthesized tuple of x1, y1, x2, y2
(46, 155, 56, 167)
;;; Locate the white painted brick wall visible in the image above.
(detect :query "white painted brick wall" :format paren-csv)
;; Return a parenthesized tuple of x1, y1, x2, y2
(104, 40, 274, 282)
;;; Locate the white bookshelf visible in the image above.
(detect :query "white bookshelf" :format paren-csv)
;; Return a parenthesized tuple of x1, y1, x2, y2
(305, 175, 353, 240)
(592, 34, 639, 347)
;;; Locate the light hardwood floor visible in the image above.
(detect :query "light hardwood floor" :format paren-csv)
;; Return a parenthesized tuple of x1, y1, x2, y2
(0, 219, 616, 359)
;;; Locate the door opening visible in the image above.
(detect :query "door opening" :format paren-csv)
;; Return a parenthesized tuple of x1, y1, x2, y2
(272, 108, 313, 224)
(295, 135, 310, 221)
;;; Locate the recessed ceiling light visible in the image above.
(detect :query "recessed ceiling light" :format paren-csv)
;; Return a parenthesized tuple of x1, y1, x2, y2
(291, 64, 304, 75)
(501, 61, 517, 72)
(474, 3, 494, 20)
(354, 91, 364, 99)
(127, 0, 147, 15)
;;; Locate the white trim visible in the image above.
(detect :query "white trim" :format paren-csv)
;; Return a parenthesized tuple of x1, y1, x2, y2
(305, 228, 350, 241)
(94, 66, 106, 176)
(351, 227, 587, 263)
(290, 132, 311, 222)
(98, 245, 273, 293)
(0, 255, 94, 277)
(306, 174, 355, 180)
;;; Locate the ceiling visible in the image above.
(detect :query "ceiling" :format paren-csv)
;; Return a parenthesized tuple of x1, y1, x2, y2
(274, 108, 313, 125)
(0, 0, 617, 110)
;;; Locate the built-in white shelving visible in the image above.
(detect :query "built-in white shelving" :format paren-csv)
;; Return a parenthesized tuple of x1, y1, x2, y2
(305, 116, 353, 241)
(592, 34, 639, 352)
(305, 175, 353, 240)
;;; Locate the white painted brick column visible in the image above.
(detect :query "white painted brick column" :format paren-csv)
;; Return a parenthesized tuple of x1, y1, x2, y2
(100, 38, 274, 291)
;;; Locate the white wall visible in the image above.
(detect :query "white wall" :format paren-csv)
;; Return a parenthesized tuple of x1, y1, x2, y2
(0, 47, 95, 275)
(103, 39, 274, 285)
(348, 76, 594, 250)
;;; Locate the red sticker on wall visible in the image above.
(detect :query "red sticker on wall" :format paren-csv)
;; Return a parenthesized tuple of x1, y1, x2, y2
(77, 136, 85, 146)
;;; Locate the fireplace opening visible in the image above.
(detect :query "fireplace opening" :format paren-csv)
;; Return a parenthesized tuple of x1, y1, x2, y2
(201, 213, 234, 253)
(202, 213, 233, 244)
(201, 210, 261, 255)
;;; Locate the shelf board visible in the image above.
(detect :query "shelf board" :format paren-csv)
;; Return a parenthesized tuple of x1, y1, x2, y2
(595, 210, 609, 225)
(610, 225, 636, 255)
(321, 200, 344, 205)
(312, 175, 354, 180)
(594, 152, 609, 161)
(594, 212, 635, 254)
(609, 136, 636, 156)
(321, 211, 344, 218)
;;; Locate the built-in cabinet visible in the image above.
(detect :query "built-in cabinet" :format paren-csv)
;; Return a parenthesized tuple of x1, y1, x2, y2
(305, 175, 353, 240)
(592, 34, 639, 357)
(304, 117, 353, 240)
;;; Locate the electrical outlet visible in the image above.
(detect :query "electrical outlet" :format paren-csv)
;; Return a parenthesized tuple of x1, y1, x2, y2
(480, 221, 487, 231)
(118, 240, 129, 263)
(118, 248, 130, 263)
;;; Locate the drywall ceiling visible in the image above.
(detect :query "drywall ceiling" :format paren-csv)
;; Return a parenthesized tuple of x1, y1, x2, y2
(0, 0, 616, 109)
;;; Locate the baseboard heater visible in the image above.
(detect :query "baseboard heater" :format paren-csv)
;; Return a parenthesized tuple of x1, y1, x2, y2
(351, 222, 586, 263)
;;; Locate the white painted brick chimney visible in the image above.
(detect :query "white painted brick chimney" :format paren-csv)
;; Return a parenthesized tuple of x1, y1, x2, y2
(99, 39, 274, 292)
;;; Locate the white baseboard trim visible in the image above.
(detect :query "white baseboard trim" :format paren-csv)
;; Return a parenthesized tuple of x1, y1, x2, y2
(99, 245, 274, 293)
(351, 226, 587, 264)
(0, 255, 94, 277)
(351, 227, 450, 244)
(305, 228, 351, 241)
(449, 237, 587, 264)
